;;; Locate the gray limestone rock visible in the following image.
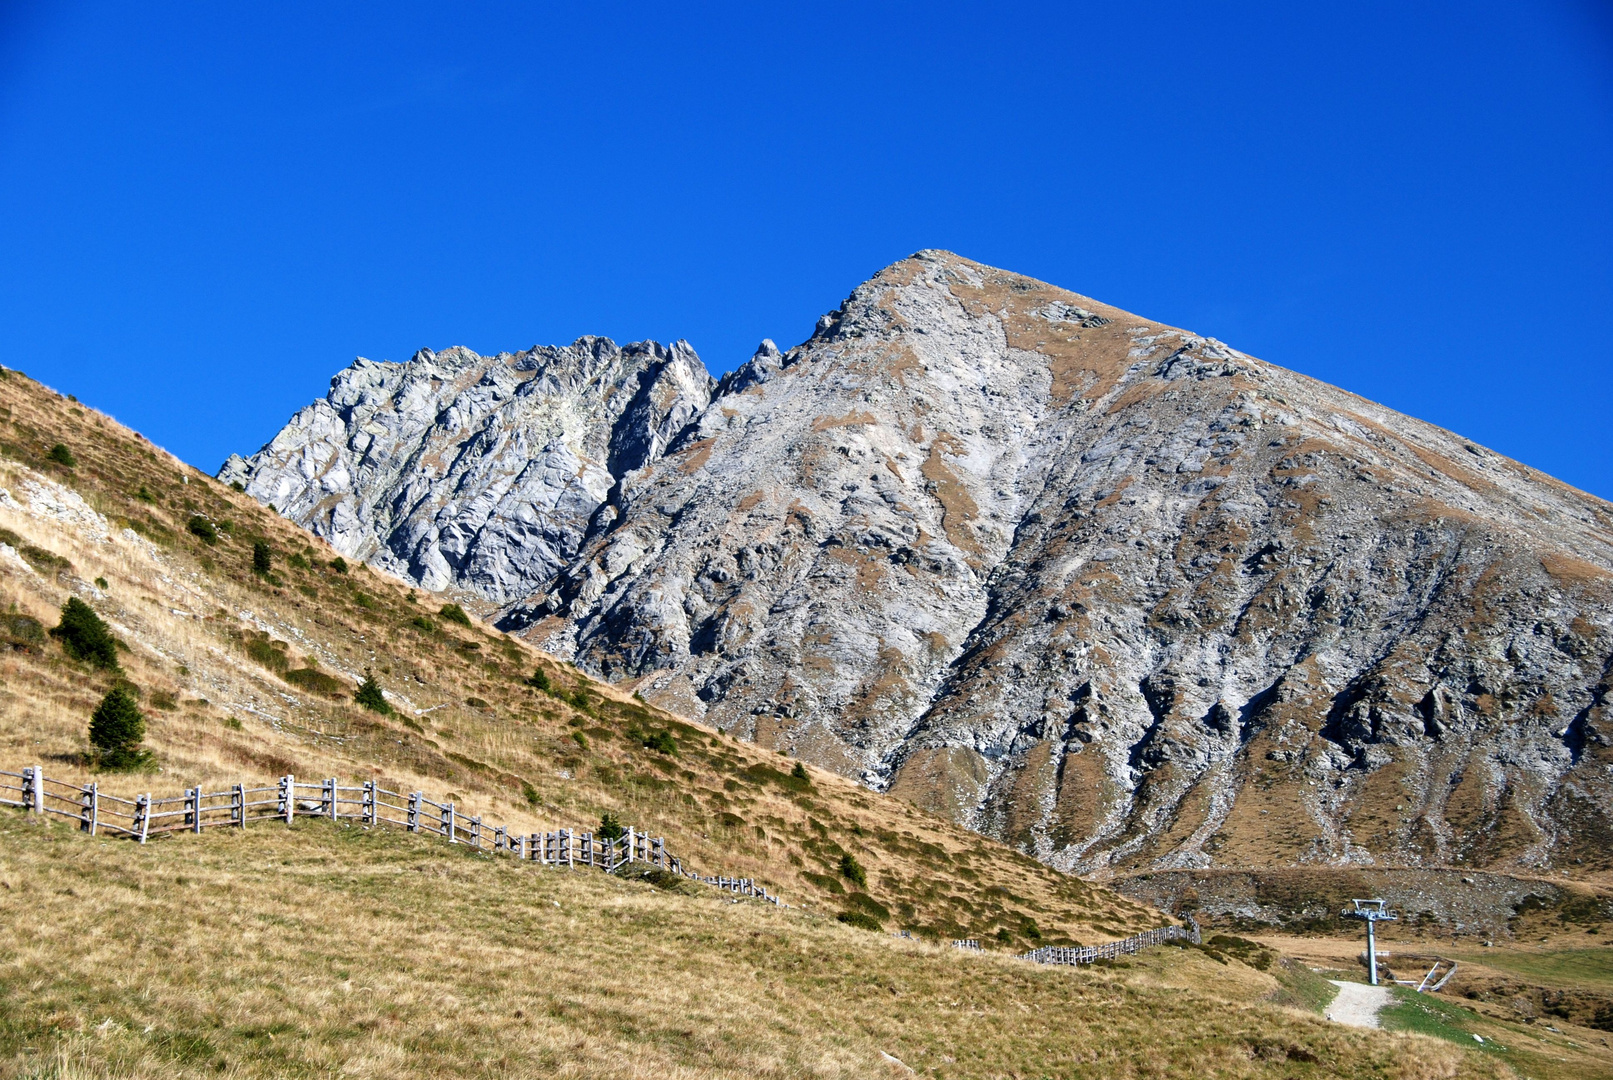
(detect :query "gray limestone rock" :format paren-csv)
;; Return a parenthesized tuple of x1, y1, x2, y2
(224, 251, 1613, 877)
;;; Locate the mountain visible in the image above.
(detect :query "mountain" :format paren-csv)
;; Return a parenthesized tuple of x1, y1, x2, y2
(223, 251, 1613, 878)
(10, 359, 1522, 1080)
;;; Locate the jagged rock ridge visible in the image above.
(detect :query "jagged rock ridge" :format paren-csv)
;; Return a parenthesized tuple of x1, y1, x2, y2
(224, 251, 1613, 876)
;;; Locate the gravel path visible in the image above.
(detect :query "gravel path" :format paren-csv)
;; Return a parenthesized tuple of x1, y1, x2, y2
(1326, 980, 1390, 1028)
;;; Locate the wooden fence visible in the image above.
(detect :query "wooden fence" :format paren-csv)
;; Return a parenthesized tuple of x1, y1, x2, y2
(1, 765, 781, 904)
(1021, 919, 1200, 966)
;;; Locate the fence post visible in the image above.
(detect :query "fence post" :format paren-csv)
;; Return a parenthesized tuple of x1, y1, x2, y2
(82, 782, 98, 835)
(407, 792, 420, 832)
(324, 778, 337, 821)
(234, 783, 245, 828)
(135, 794, 150, 844)
(185, 786, 197, 832)
(444, 802, 456, 843)
(626, 826, 635, 864)
(24, 766, 43, 814)
(362, 781, 375, 826)
(560, 828, 570, 868)
(469, 816, 481, 849)
(281, 774, 294, 825)
(494, 825, 506, 852)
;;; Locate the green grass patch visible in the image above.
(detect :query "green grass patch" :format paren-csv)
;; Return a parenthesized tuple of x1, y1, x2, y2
(1380, 987, 1514, 1062)
(1268, 960, 1338, 1014)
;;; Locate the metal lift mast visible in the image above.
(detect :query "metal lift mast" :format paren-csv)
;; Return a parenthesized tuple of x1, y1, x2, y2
(1341, 899, 1398, 986)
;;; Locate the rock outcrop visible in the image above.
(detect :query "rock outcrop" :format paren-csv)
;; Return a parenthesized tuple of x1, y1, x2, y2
(224, 251, 1613, 876)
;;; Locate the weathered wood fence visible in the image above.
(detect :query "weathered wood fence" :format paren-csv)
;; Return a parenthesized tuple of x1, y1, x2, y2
(1021, 919, 1200, 966)
(1, 765, 781, 904)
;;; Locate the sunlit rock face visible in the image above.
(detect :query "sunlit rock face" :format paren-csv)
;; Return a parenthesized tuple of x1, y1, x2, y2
(221, 337, 713, 600)
(226, 251, 1613, 876)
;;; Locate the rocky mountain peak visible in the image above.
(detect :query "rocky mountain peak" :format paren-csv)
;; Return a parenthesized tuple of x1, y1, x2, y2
(223, 252, 1613, 876)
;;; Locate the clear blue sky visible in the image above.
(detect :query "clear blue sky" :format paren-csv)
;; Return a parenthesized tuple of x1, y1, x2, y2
(2, 3, 1610, 498)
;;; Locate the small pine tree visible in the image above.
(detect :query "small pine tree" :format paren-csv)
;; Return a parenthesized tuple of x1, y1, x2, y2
(598, 811, 625, 843)
(526, 667, 552, 693)
(438, 602, 472, 627)
(252, 541, 272, 575)
(47, 444, 76, 467)
(330, 556, 348, 574)
(89, 685, 147, 769)
(354, 670, 391, 715)
(791, 761, 809, 781)
(839, 852, 867, 889)
(230, 481, 245, 492)
(50, 597, 119, 669)
(643, 730, 677, 755)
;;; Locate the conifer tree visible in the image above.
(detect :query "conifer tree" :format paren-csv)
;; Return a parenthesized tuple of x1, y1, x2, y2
(354, 670, 391, 714)
(89, 685, 147, 769)
(51, 597, 119, 669)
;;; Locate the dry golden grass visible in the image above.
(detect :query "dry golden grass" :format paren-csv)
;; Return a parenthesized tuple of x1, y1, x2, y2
(0, 813, 1502, 1080)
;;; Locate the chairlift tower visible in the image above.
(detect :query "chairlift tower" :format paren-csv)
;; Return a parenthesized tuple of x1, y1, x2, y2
(1341, 899, 1398, 986)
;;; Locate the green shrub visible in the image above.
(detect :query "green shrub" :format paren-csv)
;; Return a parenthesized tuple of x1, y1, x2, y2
(330, 556, 348, 574)
(409, 615, 435, 633)
(252, 541, 272, 575)
(1, 612, 46, 652)
(526, 667, 552, 692)
(51, 597, 119, 669)
(230, 481, 245, 492)
(353, 591, 376, 609)
(354, 670, 391, 714)
(283, 673, 343, 699)
(521, 781, 539, 807)
(570, 689, 593, 714)
(47, 443, 75, 467)
(438, 603, 472, 627)
(571, 730, 589, 749)
(149, 689, 178, 711)
(839, 852, 867, 888)
(598, 812, 625, 843)
(287, 552, 309, 570)
(466, 696, 490, 709)
(187, 516, 217, 545)
(94, 576, 108, 590)
(791, 761, 809, 782)
(836, 910, 883, 931)
(243, 636, 288, 673)
(135, 485, 157, 503)
(89, 685, 148, 770)
(643, 730, 677, 756)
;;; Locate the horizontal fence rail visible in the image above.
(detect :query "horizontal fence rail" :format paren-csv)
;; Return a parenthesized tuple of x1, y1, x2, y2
(1021, 919, 1201, 966)
(9, 765, 1194, 962)
(3, 765, 781, 906)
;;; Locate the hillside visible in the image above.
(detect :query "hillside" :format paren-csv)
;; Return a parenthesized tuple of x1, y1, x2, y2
(1, 812, 1516, 1080)
(0, 362, 1157, 946)
(224, 250, 1613, 879)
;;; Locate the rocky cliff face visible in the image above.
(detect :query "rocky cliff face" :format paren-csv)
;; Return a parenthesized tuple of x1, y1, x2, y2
(224, 251, 1613, 876)
(220, 338, 712, 600)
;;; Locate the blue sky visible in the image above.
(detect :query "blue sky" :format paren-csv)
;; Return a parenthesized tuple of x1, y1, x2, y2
(2, 2, 1610, 498)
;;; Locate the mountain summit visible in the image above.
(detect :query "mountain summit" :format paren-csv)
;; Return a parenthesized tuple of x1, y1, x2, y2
(224, 251, 1613, 875)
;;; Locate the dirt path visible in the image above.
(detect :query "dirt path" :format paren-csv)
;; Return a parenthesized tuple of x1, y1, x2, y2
(1325, 980, 1390, 1028)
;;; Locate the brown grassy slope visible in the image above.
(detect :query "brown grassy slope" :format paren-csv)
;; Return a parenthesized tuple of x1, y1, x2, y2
(0, 813, 1503, 1080)
(0, 365, 1154, 945)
